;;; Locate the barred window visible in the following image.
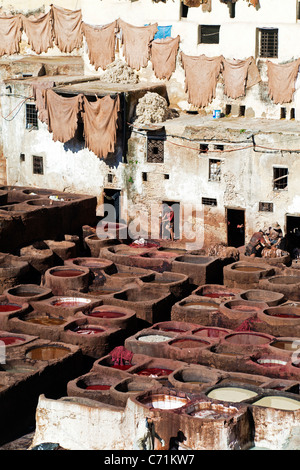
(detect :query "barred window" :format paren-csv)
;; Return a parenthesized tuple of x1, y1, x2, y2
(273, 167, 288, 190)
(259, 202, 274, 212)
(202, 197, 217, 207)
(32, 156, 43, 175)
(147, 136, 165, 163)
(199, 25, 220, 44)
(26, 103, 38, 130)
(259, 28, 278, 58)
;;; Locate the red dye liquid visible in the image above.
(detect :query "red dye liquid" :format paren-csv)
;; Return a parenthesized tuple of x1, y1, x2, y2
(0, 336, 25, 345)
(0, 303, 22, 312)
(86, 384, 111, 390)
(111, 364, 132, 370)
(89, 311, 125, 319)
(160, 327, 186, 333)
(52, 270, 83, 278)
(136, 368, 173, 377)
(73, 327, 104, 335)
(270, 313, 300, 318)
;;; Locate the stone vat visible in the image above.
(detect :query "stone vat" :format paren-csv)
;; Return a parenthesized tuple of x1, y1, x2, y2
(224, 261, 275, 290)
(237, 289, 285, 306)
(171, 255, 224, 286)
(4, 284, 52, 304)
(44, 265, 91, 296)
(259, 275, 300, 301)
(171, 295, 221, 326)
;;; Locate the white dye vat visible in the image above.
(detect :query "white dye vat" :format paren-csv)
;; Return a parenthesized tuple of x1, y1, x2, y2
(137, 335, 171, 343)
(142, 393, 190, 409)
(207, 387, 258, 403)
(253, 396, 300, 411)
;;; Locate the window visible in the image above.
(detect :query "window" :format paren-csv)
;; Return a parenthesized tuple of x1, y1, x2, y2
(209, 159, 221, 182)
(181, 2, 189, 18)
(202, 197, 217, 207)
(273, 167, 288, 190)
(107, 174, 113, 183)
(200, 144, 209, 154)
(259, 202, 274, 212)
(26, 103, 38, 130)
(147, 136, 165, 163)
(259, 28, 278, 58)
(32, 156, 44, 175)
(198, 25, 220, 44)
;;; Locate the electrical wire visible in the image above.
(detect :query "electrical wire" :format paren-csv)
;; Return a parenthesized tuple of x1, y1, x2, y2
(129, 123, 300, 154)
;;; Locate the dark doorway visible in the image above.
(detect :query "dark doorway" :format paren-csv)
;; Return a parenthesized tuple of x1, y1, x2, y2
(103, 189, 121, 223)
(286, 215, 300, 258)
(162, 201, 180, 240)
(227, 208, 245, 248)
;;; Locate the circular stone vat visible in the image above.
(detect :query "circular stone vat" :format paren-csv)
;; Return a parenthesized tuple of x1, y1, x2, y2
(51, 297, 92, 308)
(5, 284, 51, 302)
(268, 276, 300, 285)
(220, 299, 268, 318)
(65, 257, 113, 272)
(170, 367, 219, 387)
(152, 322, 191, 334)
(207, 386, 258, 402)
(223, 332, 272, 346)
(140, 392, 190, 409)
(26, 345, 71, 360)
(0, 335, 25, 345)
(240, 289, 284, 306)
(169, 338, 210, 349)
(186, 401, 239, 419)
(194, 284, 241, 299)
(259, 307, 300, 326)
(252, 396, 300, 410)
(44, 266, 90, 295)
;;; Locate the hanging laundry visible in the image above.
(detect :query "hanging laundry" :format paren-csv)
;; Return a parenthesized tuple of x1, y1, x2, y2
(0, 15, 22, 56)
(45, 89, 83, 143)
(246, 57, 261, 89)
(82, 94, 120, 159)
(151, 35, 180, 80)
(21, 11, 53, 54)
(154, 25, 172, 40)
(118, 19, 157, 70)
(267, 59, 300, 104)
(51, 5, 83, 53)
(222, 57, 253, 99)
(82, 20, 118, 71)
(32, 80, 55, 124)
(181, 52, 222, 108)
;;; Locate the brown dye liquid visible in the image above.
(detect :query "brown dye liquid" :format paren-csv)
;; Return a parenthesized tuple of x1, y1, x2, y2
(51, 270, 83, 277)
(271, 340, 297, 351)
(171, 339, 208, 349)
(26, 346, 70, 360)
(26, 317, 66, 326)
(233, 266, 263, 272)
(11, 291, 41, 297)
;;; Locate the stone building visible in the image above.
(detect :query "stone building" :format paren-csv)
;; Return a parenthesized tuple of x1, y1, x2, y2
(0, 0, 299, 253)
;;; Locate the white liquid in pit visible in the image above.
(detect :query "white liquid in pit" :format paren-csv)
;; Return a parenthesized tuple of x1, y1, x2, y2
(207, 387, 258, 402)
